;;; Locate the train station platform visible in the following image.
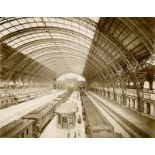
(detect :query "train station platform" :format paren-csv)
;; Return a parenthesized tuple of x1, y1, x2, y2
(0, 89, 66, 128)
(89, 91, 155, 138)
(40, 91, 86, 138)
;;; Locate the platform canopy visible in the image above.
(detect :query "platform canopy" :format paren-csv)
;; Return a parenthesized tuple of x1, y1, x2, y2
(55, 101, 77, 114)
(0, 17, 155, 84)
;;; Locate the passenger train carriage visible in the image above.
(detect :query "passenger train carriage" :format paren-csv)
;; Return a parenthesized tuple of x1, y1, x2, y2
(80, 91, 121, 138)
(0, 90, 73, 138)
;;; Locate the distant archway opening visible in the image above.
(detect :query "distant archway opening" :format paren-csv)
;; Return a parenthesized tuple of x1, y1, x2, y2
(56, 73, 86, 81)
(144, 81, 150, 90)
(56, 73, 86, 89)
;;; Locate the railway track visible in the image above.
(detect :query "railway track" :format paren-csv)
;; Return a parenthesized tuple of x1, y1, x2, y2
(87, 92, 151, 138)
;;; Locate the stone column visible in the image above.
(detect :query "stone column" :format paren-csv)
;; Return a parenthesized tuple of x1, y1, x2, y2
(144, 103, 147, 113)
(0, 44, 4, 94)
(150, 104, 155, 117)
(135, 99, 138, 110)
(127, 97, 129, 107)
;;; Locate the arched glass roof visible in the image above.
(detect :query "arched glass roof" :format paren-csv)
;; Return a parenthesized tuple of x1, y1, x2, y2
(0, 17, 100, 78)
(0, 17, 154, 83)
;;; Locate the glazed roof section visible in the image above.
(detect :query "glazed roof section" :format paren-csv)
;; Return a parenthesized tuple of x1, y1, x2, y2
(0, 17, 154, 82)
(0, 17, 100, 75)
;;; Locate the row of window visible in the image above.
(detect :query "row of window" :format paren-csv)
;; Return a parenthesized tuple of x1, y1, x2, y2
(41, 109, 53, 121)
(143, 81, 155, 89)
(1, 98, 17, 104)
(16, 128, 29, 138)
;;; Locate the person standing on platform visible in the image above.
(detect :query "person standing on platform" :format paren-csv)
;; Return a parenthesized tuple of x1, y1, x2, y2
(74, 132, 77, 138)
(67, 132, 70, 138)
(78, 131, 81, 137)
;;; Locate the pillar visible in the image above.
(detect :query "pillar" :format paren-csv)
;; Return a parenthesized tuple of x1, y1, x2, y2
(130, 98, 134, 108)
(127, 97, 129, 107)
(150, 104, 155, 117)
(135, 99, 138, 110)
(0, 44, 4, 89)
(144, 103, 147, 113)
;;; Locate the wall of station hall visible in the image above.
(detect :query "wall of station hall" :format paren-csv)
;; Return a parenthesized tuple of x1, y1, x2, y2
(0, 43, 56, 109)
(88, 78, 155, 119)
(55, 78, 86, 90)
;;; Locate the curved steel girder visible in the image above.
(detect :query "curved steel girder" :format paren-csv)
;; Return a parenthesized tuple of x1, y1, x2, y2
(0, 17, 97, 39)
(20, 40, 89, 57)
(5, 56, 56, 81)
(5, 45, 118, 92)
(21, 55, 104, 83)
(24, 51, 110, 82)
(0, 27, 92, 43)
(3, 41, 90, 80)
(15, 51, 99, 81)
(15, 34, 91, 51)
(6, 44, 118, 89)
(7, 38, 118, 82)
(28, 61, 99, 83)
(9, 37, 123, 81)
(97, 27, 141, 69)
(1, 26, 140, 90)
(32, 65, 87, 83)
(2, 35, 91, 66)
(30, 72, 54, 84)
(2, 26, 140, 68)
(19, 64, 54, 84)
(25, 40, 123, 83)
(26, 53, 117, 86)
(83, 39, 127, 93)
(2, 24, 143, 85)
(119, 17, 154, 55)
(7, 37, 90, 62)
(6, 47, 98, 81)
(19, 49, 117, 82)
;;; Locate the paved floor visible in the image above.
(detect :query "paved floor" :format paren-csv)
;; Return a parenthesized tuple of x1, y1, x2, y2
(89, 91, 155, 138)
(40, 91, 86, 138)
(0, 89, 66, 128)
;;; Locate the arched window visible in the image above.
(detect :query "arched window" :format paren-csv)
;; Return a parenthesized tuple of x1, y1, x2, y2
(144, 81, 150, 89)
(129, 81, 134, 86)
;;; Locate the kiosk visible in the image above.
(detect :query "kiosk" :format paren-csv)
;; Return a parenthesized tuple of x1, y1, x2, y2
(56, 102, 78, 129)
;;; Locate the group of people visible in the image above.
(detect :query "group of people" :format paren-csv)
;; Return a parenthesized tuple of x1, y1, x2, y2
(67, 131, 81, 138)
(66, 92, 83, 138)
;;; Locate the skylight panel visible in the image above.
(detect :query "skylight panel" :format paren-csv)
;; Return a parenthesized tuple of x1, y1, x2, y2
(30, 22, 38, 27)
(3, 22, 12, 28)
(46, 22, 53, 26)
(15, 25, 24, 30)
(8, 27, 17, 32)
(23, 23, 31, 28)
(33, 17, 42, 22)
(10, 20, 19, 26)
(56, 18, 64, 24)
(1, 17, 100, 76)
(0, 25, 4, 31)
(37, 22, 44, 26)
(26, 18, 35, 23)
(50, 23, 57, 27)
(48, 18, 55, 22)
(18, 18, 27, 24)
(1, 29, 10, 35)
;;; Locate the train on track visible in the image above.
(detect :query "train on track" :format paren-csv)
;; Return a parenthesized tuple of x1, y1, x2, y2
(80, 91, 121, 138)
(0, 91, 50, 109)
(0, 90, 72, 138)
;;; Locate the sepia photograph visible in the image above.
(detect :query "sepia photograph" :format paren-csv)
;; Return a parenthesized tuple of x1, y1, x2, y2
(0, 17, 155, 138)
